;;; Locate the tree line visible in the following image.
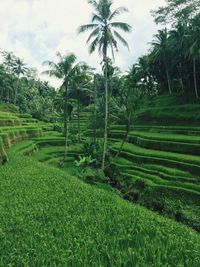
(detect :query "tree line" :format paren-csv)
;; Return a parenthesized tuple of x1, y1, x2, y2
(0, 51, 56, 120)
(0, 0, 199, 172)
(130, 0, 200, 98)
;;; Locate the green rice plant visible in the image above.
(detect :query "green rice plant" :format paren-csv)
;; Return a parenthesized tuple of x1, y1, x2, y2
(110, 130, 200, 155)
(0, 151, 200, 266)
(111, 141, 200, 175)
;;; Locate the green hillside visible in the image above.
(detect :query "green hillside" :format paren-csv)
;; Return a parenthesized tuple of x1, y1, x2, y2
(0, 95, 200, 266)
(135, 95, 200, 125)
(0, 143, 200, 266)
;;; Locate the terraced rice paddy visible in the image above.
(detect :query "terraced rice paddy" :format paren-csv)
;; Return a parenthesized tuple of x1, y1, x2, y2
(0, 104, 200, 265)
(109, 122, 200, 230)
(0, 141, 200, 266)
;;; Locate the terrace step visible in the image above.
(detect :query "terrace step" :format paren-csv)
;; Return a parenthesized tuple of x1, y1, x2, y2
(111, 142, 200, 176)
(110, 131, 200, 155)
(110, 125, 200, 135)
(123, 168, 200, 194)
(114, 161, 198, 185)
(122, 171, 200, 198)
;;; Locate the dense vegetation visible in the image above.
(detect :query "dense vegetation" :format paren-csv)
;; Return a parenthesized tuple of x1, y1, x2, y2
(0, 0, 200, 265)
(0, 52, 57, 121)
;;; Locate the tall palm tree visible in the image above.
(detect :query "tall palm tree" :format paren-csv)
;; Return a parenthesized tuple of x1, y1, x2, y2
(43, 52, 79, 163)
(151, 28, 172, 94)
(78, 0, 131, 170)
(1, 51, 15, 74)
(1, 51, 16, 103)
(12, 58, 28, 103)
(185, 18, 200, 99)
(69, 64, 93, 142)
(169, 24, 186, 93)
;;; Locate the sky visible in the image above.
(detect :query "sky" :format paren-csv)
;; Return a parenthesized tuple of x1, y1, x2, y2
(0, 0, 165, 87)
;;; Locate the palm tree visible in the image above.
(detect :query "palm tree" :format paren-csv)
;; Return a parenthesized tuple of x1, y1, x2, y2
(1, 51, 15, 74)
(169, 23, 186, 93)
(1, 51, 16, 103)
(151, 28, 172, 94)
(185, 18, 200, 99)
(43, 52, 80, 163)
(12, 58, 28, 103)
(69, 64, 93, 142)
(78, 0, 131, 170)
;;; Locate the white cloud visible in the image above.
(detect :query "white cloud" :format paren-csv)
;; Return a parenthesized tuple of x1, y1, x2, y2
(0, 0, 165, 86)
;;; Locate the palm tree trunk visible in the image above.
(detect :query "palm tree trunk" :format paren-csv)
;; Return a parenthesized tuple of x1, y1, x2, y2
(63, 83, 69, 162)
(166, 69, 172, 94)
(7, 89, 10, 103)
(78, 90, 81, 142)
(14, 75, 20, 104)
(102, 57, 108, 171)
(193, 58, 198, 99)
(179, 63, 184, 93)
(94, 74, 97, 144)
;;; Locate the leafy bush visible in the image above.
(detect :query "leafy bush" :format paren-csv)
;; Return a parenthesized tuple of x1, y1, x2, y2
(82, 138, 104, 167)
(81, 167, 108, 184)
(74, 155, 95, 167)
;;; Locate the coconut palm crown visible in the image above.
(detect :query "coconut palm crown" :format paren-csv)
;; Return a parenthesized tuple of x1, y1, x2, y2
(78, 0, 131, 60)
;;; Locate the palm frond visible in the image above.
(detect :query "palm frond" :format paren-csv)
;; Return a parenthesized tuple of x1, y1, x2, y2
(110, 22, 132, 32)
(113, 30, 129, 50)
(42, 60, 57, 68)
(109, 6, 129, 21)
(88, 0, 98, 8)
(41, 70, 61, 78)
(78, 24, 99, 33)
(89, 36, 100, 54)
(107, 29, 118, 58)
(98, 37, 104, 56)
(86, 27, 100, 44)
(56, 52, 64, 63)
(92, 13, 103, 23)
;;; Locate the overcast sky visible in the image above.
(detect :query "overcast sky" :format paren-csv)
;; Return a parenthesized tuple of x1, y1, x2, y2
(0, 0, 165, 87)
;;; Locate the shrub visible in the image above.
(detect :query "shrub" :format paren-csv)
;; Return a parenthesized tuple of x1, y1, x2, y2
(81, 167, 109, 184)
(83, 138, 104, 167)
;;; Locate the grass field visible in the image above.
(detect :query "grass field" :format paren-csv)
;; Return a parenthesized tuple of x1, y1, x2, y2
(0, 147, 200, 266)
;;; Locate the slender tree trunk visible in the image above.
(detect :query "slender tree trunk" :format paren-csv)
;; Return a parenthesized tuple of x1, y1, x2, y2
(94, 74, 97, 144)
(105, 118, 131, 171)
(77, 90, 81, 142)
(7, 89, 10, 103)
(63, 83, 69, 162)
(102, 56, 108, 171)
(193, 58, 198, 99)
(114, 121, 130, 160)
(14, 75, 20, 104)
(179, 63, 184, 93)
(166, 69, 172, 94)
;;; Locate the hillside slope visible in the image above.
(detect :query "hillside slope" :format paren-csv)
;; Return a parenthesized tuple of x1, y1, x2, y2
(0, 147, 200, 266)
